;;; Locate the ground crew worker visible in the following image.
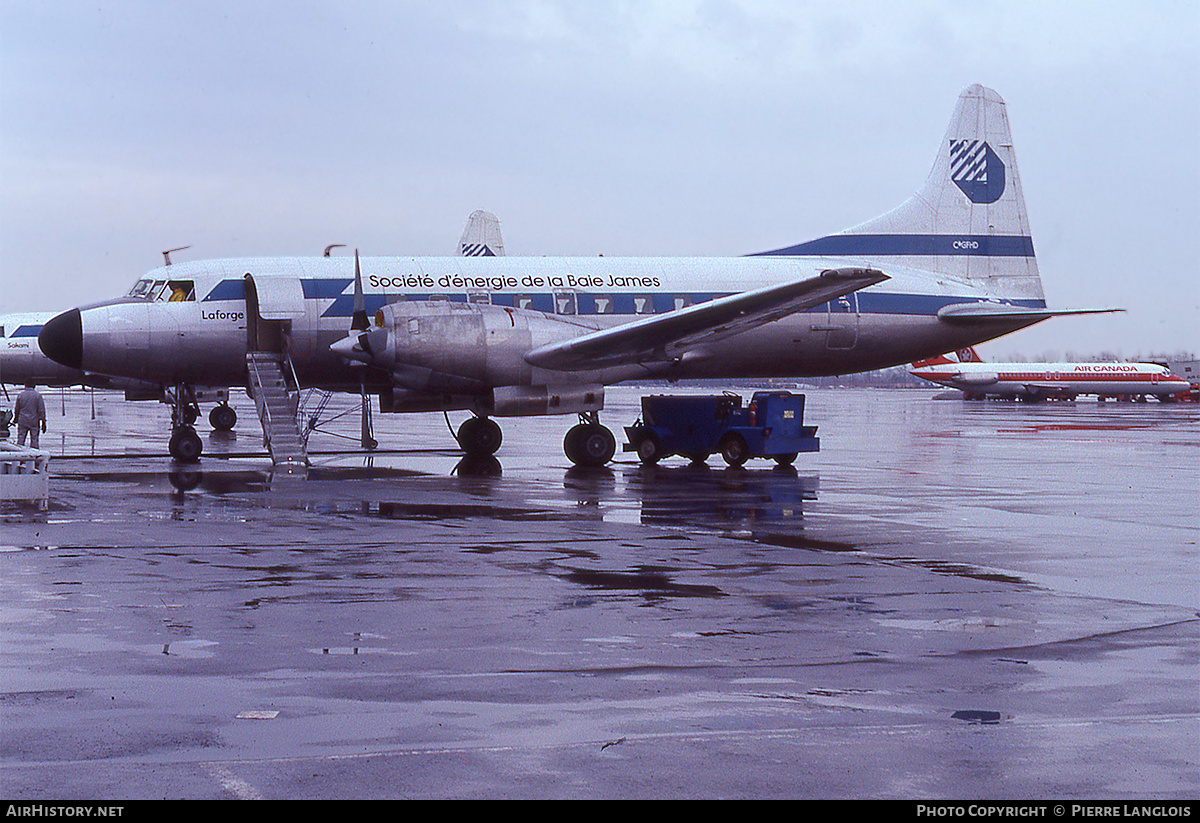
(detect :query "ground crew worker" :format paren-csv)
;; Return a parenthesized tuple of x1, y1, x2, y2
(14, 381, 46, 449)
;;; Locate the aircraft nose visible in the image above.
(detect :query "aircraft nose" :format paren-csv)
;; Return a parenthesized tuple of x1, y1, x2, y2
(38, 308, 83, 370)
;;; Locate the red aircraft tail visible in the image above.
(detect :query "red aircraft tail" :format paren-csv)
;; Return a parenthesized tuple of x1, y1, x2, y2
(912, 347, 985, 368)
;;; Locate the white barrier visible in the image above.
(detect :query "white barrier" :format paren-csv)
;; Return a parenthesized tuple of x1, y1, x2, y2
(0, 441, 50, 507)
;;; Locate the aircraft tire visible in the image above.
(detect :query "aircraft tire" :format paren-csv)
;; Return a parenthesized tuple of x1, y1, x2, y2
(718, 434, 749, 467)
(210, 404, 237, 431)
(565, 423, 616, 467)
(169, 427, 203, 463)
(458, 417, 502, 456)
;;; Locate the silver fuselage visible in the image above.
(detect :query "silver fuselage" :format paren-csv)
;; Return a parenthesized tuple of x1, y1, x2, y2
(46, 255, 1044, 401)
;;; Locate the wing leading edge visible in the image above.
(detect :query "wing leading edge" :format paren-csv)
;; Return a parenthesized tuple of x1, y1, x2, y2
(524, 267, 889, 372)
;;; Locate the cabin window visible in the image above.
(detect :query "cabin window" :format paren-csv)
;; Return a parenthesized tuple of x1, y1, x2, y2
(514, 294, 535, 310)
(633, 295, 654, 315)
(554, 290, 577, 315)
(592, 295, 615, 314)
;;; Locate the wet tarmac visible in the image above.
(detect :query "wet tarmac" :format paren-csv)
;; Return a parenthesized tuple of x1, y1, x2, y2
(1, 386, 1197, 799)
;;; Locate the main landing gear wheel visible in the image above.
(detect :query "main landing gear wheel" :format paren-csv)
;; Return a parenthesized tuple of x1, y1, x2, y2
(564, 422, 616, 467)
(209, 403, 237, 431)
(457, 416, 502, 457)
(169, 426, 203, 463)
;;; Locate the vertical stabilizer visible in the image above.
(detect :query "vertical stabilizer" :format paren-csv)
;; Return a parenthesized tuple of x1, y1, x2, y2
(458, 210, 505, 257)
(758, 85, 1044, 303)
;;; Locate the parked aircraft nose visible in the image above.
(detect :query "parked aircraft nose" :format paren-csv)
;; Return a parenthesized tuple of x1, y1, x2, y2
(38, 308, 83, 370)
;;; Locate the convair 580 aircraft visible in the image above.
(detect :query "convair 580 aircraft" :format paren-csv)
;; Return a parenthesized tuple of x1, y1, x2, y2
(38, 85, 1112, 464)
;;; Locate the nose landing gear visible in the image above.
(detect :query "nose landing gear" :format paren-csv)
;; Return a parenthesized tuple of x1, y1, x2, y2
(168, 385, 203, 463)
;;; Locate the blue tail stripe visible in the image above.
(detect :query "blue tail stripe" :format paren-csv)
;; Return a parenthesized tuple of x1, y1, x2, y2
(751, 234, 1034, 258)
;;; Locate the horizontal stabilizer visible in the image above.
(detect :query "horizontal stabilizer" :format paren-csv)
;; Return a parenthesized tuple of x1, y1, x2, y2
(525, 267, 888, 372)
(936, 303, 1123, 326)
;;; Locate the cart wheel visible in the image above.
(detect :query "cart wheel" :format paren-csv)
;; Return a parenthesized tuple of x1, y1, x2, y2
(635, 433, 663, 464)
(773, 453, 797, 466)
(718, 434, 748, 467)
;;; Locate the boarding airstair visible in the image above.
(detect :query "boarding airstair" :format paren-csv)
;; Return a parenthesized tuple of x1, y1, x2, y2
(246, 351, 308, 469)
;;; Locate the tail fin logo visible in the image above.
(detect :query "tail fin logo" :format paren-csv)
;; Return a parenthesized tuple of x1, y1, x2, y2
(459, 243, 498, 257)
(950, 139, 1006, 204)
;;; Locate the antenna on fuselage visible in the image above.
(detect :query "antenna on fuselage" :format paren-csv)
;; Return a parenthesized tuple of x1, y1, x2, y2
(324, 244, 346, 257)
(162, 246, 191, 266)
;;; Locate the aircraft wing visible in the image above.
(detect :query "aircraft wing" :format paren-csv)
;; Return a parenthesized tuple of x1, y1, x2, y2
(936, 303, 1123, 325)
(524, 267, 888, 371)
(1021, 382, 1073, 393)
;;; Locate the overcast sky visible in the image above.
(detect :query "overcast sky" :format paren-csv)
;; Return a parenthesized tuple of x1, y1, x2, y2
(1, 0, 1196, 359)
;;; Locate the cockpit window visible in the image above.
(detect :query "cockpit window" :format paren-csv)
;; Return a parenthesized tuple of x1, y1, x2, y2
(128, 279, 158, 298)
(127, 278, 195, 301)
(167, 280, 194, 301)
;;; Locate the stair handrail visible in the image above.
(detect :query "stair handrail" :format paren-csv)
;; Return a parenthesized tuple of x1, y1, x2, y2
(247, 352, 276, 439)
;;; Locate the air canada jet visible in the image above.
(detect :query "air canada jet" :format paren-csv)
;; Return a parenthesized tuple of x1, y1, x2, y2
(910, 348, 1189, 401)
(38, 84, 1114, 465)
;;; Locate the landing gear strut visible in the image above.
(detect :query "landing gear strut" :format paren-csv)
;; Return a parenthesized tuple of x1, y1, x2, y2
(564, 412, 616, 467)
(167, 384, 203, 463)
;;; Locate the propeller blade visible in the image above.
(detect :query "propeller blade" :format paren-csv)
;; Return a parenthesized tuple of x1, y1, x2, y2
(350, 249, 369, 332)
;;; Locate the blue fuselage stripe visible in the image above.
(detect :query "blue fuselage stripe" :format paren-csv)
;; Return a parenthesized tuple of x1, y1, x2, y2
(751, 234, 1035, 258)
(199, 279, 1046, 318)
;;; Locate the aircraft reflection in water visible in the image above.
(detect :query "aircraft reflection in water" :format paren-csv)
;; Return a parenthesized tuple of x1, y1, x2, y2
(39, 85, 1114, 467)
(165, 459, 819, 544)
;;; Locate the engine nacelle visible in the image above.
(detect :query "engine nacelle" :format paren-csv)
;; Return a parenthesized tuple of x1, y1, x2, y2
(379, 388, 478, 414)
(491, 384, 604, 417)
(374, 301, 596, 387)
